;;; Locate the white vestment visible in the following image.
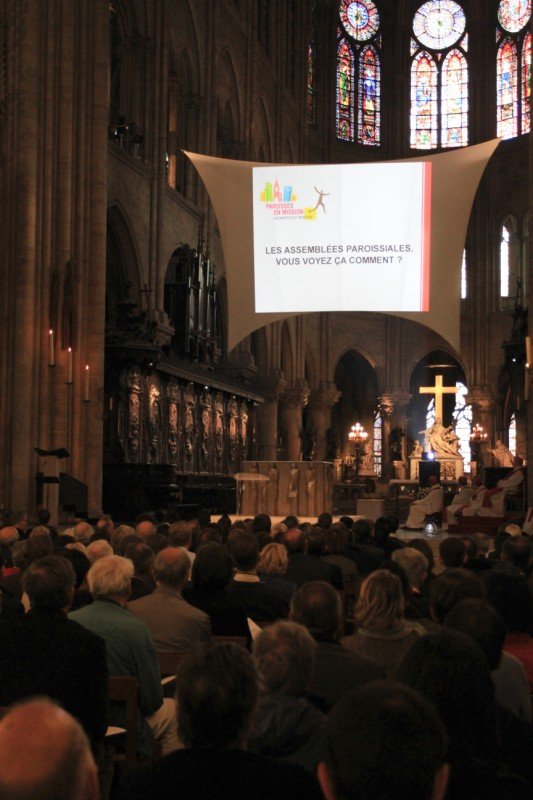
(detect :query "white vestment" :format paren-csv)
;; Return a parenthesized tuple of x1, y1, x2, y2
(405, 485, 444, 529)
(447, 486, 475, 523)
(471, 469, 524, 517)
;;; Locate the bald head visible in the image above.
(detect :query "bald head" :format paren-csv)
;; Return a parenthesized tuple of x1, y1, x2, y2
(283, 528, 305, 554)
(0, 526, 19, 547)
(0, 700, 97, 800)
(152, 547, 190, 588)
(136, 520, 156, 539)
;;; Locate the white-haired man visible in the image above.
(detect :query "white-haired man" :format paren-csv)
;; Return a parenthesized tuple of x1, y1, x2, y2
(70, 555, 179, 757)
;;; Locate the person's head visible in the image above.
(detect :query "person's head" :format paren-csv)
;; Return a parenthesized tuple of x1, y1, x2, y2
(307, 526, 327, 556)
(21, 535, 53, 567)
(176, 641, 258, 750)
(283, 515, 298, 530)
(283, 528, 306, 554)
(339, 516, 354, 530)
(29, 526, 51, 541)
(355, 569, 405, 631)
(439, 537, 465, 569)
(430, 568, 485, 623)
(0, 526, 19, 548)
(392, 547, 428, 591)
(472, 533, 490, 557)
(72, 522, 93, 546)
(168, 520, 195, 550)
(317, 512, 333, 530)
(197, 527, 222, 548)
(257, 542, 288, 576)
(457, 475, 467, 487)
(353, 518, 373, 541)
(485, 570, 532, 633)
(252, 514, 271, 535)
(58, 549, 91, 590)
(428, 475, 439, 487)
(135, 520, 156, 540)
(110, 524, 136, 552)
(123, 541, 154, 578)
(85, 539, 113, 564)
(37, 508, 52, 526)
(290, 581, 341, 643)
(408, 538, 435, 574)
(87, 555, 133, 602)
(373, 516, 393, 548)
(444, 599, 506, 670)
(95, 514, 114, 533)
(397, 629, 497, 764)
(325, 524, 349, 555)
(143, 533, 169, 555)
(152, 547, 190, 589)
(12, 509, 28, 530)
(191, 543, 234, 590)
(228, 532, 259, 572)
(504, 523, 523, 538)
(22, 555, 76, 611)
(253, 620, 316, 696)
(492, 527, 511, 559)
(501, 536, 531, 571)
(318, 682, 449, 800)
(0, 699, 98, 800)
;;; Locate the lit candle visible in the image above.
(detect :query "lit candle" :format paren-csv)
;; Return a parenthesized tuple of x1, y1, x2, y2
(526, 336, 532, 368)
(84, 364, 90, 401)
(67, 347, 73, 384)
(48, 329, 55, 366)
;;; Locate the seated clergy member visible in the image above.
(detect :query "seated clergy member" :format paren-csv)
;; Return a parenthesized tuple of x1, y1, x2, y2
(318, 682, 449, 800)
(128, 547, 211, 653)
(403, 475, 443, 531)
(70, 555, 179, 757)
(0, 555, 108, 748)
(119, 641, 323, 800)
(476, 457, 525, 517)
(290, 581, 382, 710)
(446, 476, 474, 524)
(226, 532, 289, 622)
(0, 699, 99, 800)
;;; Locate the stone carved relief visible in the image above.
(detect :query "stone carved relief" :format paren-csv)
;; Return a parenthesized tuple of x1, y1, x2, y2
(215, 394, 225, 467)
(228, 398, 238, 462)
(200, 389, 212, 470)
(240, 401, 249, 462)
(127, 369, 142, 461)
(167, 381, 180, 463)
(184, 384, 196, 471)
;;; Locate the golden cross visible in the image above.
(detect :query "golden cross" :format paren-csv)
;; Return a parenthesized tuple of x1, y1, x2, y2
(419, 374, 458, 421)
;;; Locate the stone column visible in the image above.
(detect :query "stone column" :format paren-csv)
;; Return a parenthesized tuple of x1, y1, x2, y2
(256, 373, 286, 461)
(280, 382, 309, 462)
(308, 382, 341, 461)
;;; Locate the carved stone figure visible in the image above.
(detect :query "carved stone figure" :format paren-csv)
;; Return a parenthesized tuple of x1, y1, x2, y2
(148, 383, 161, 461)
(267, 463, 279, 513)
(128, 392, 140, 459)
(490, 439, 514, 467)
(410, 439, 424, 457)
(306, 464, 316, 516)
(419, 417, 461, 459)
(168, 402, 178, 460)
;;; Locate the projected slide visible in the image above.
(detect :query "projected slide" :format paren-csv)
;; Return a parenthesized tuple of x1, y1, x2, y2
(252, 162, 431, 313)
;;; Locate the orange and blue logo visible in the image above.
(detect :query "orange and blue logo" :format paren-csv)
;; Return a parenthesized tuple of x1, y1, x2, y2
(258, 177, 329, 221)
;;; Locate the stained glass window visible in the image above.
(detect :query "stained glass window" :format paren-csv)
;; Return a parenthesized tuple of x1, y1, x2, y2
(337, 1, 380, 145)
(498, 0, 531, 33)
(498, 39, 519, 137)
(358, 46, 380, 144)
(411, 51, 438, 149)
(452, 381, 472, 473)
(337, 40, 355, 141)
(411, 2, 468, 149)
(522, 32, 531, 132)
(497, 0, 531, 138)
(340, 0, 380, 42)
(442, 49, 468, 146)
(307, 41, 316, 126)
(500, 219, 512, 297)
(413, 1, 466, 50)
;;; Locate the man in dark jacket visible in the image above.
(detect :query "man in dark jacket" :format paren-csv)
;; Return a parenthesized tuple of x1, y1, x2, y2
(283, 528, 342, 589)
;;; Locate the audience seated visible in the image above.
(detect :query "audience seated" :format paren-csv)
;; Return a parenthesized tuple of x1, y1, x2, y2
(257, 542, 297, 602)
(444, 598, 531, 721)
(0, 699, 98, 800)
(58, 547, 93, 611)
(462, 535, 493, 575)
(253, 513, 272, 536)
(485, 570, 533, 691)
(124, 541, 156, 599)
(86, 539, 113, 564)
(318, 682, 449, 800)
(73, 522, 94, 547)
(347, 519, 384, 576)
(0, 555, 108, 748)
(128, 547, 210, 653)
(135, 520, 156, 540)
(290, 581, 382, 709)
(397, 629, 533, 799)
(119, 640, 322, 800)
(429, 568, 486, 624)
(70, 555, 179, 757)
(283, 528, 342, 589)
(250, 620, 326, 772)
(373, 515, 404, 557)
(340, 569, 425, 677)
(438, 537, 466, 570)
(168, 520, 196, 566)
(392, 547, 431, 620)
(321, 524, 358, 583)
(226, 532, 288, 622)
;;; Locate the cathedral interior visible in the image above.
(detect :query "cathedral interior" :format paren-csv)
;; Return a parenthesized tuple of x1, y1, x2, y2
(0, 0, 531, 521)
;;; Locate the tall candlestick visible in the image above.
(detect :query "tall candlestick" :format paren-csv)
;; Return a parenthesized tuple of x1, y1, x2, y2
(67, 347, 73, 384)
(526, 336, 531, 367)
(84, 364, 90, 401)
(48, 329, 55, 367)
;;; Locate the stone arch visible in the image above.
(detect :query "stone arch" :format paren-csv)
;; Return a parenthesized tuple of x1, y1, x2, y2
(332, 348, 380, 458)
(106, 204, 144, 307)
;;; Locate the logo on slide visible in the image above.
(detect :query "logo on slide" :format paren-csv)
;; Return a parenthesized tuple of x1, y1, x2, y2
(258, 177, 328, 221)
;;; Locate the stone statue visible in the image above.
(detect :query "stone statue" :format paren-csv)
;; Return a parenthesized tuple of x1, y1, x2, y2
(267, 463, 279, 513)
(420, 417, 461, 459)
(490, 440, 514, 467)
(410, 439, 424, 457)
(306, 464, 316, 516)
(390, 427, 404, 461)
(301, 427, 317, 461)
(361, 441, 374, 472)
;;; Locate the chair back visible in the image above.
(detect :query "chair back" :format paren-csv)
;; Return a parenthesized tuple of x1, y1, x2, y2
(107, 676, 139, 769)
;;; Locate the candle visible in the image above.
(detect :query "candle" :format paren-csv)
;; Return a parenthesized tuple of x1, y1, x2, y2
(84, 365, 90, 401)
(48, 329, 55, 366)
(67, 347, 73, 384)
(526, 336, 531, 368)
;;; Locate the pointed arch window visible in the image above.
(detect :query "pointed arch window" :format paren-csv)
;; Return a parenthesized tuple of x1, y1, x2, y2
(410, 1, 468, 150)
(336, 1, 381, 145)
(497, 1, 531, 138)
(508, 413, 517, 456)
(461, 249, 467, 300)
(500, 214, 520, 299)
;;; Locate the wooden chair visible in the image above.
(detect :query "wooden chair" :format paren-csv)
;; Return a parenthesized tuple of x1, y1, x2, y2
(107, 676, 139, 770)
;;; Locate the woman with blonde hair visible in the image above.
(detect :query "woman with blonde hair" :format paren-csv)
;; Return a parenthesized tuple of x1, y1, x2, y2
(258, 543, 297, 604)
(341, 569, 425, 677)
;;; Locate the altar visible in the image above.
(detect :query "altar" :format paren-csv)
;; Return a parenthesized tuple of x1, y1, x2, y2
(409, 456, 464, 481)
(240, 461, 334, 516)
